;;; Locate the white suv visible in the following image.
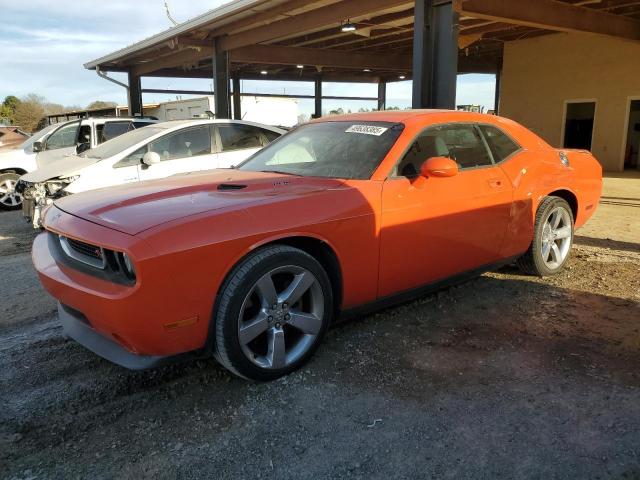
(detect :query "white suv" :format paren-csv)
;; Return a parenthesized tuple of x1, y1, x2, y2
(17, 119, 285, 227)
(0, 117, 157, 210)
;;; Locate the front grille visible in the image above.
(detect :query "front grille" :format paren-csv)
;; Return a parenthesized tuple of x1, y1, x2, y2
(59, 236, 106, 269)
(66, 237, 102, 260)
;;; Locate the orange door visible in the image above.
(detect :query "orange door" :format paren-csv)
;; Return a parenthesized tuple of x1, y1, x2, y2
(378, 165, 513, 298)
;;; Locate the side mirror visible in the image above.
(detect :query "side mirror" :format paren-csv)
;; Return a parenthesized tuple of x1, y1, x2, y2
(32, 141, 44, 153)
(420, 156, 458, 178)
(76, 142, 91, 154)
(142, 151, 161, 166)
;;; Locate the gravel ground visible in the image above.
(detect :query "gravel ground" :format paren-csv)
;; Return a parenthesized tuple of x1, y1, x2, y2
(1, 188, 639, 479)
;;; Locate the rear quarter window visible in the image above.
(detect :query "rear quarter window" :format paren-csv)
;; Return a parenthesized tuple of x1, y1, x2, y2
(479, 125, 521, 162)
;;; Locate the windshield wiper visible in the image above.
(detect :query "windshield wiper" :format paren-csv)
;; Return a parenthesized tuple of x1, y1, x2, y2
(260, 170, 303, 177)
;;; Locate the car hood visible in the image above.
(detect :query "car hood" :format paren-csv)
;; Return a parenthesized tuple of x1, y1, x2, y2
(21, 154, 99, 183)
(53, 169, 347, 235)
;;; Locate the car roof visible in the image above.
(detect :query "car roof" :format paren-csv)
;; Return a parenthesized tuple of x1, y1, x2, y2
(309, 109, 517, 125)
(153, 119, 286, 131)
(308, 109, 551, 151)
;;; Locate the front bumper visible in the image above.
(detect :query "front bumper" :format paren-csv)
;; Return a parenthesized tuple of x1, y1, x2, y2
(32, 209, 210, 365)
(59, 302, 170, 370)
(18, 181, 67, 229)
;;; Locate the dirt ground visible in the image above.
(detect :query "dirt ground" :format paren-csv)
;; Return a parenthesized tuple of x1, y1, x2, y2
(1, 174, 639, 479)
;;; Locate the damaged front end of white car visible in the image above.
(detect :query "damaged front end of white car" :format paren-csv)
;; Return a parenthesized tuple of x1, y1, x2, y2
(16, 176, 78, 228)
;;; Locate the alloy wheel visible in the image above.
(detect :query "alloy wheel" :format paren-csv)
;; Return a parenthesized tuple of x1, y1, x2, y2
(238, 265, 324, 370)
(540, 206, 572, 270)
(0, 176, 22, 208)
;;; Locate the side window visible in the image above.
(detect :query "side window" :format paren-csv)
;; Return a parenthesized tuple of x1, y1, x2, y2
(96, 124, 105, 144)
(438, 125, 493, 169)
(45, 122, 80, 150)
(395, 124, 493, 177)
(479, 125, 521, 162)
(261, 128, 281, 143)
(132, 121, 152, 129)
(100, 121, 131, 144)
(114, 146, 146, 168)
(218, 124, 264, 152)
(78, 124, 91, 145)
(148, 125, 212, 161)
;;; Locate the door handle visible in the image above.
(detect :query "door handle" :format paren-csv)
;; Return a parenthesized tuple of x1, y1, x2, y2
(488, 178, 503, 188)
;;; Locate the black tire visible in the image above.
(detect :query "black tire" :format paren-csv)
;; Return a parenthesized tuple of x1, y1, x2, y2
(517, 196, 574, 276)
(213, 245, 333, 381)
(0, 172, 23, 211)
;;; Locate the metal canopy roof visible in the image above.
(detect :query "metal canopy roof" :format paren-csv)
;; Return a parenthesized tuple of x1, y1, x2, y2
(85, 0, 640, 83)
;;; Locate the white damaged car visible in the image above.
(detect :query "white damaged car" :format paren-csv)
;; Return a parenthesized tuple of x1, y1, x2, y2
(1, 117, 156, 210)
(17, 119, 285, 227)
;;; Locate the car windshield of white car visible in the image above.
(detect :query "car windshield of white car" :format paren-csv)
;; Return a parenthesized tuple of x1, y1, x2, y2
(238, 121, 404, 180)
(20, 123, 57, 151)
(83, 126, 165, 160)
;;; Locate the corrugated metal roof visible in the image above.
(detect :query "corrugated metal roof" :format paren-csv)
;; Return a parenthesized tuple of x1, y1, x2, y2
(84, 0, 268, 70)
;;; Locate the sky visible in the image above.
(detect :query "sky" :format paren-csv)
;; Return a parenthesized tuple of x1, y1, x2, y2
(0, 0, 497, 116)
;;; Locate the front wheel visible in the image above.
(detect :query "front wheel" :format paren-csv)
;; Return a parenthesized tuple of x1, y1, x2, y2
(0, 173, 23, 210)
(213, 245, 333, 381)
(517, 196, 574, 276)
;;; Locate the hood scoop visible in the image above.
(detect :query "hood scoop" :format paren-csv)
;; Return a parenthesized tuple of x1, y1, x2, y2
(217, 183, 247, 191)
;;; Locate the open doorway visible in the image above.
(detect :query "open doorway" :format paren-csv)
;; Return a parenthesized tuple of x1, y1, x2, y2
(623, 99, 640, 170)
(563, 101, 596, 151)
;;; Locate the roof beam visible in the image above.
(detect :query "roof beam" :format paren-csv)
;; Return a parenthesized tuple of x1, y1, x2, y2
(219, 0, 413, 51)
(230, 44, 412, 71)
(143, 68, 382, 83)
(457, 0, 640, 41)
(282, 8, 415, 48)
(132, 47, 212, 76)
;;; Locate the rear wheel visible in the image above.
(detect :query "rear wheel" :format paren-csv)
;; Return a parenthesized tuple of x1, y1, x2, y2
(517, 196, 574, 276)
(0, 173, 22, 210)
(213, 245, 333, 381)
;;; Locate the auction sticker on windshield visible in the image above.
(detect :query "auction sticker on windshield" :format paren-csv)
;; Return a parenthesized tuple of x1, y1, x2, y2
(345, 125, 389, 136)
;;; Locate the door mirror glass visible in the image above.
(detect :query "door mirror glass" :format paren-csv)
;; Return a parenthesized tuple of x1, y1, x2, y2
(142, 151, 161, 166)
(32, 141, 44, 153)
(420, 156, 458, 178)
(76, 142, 91, 154)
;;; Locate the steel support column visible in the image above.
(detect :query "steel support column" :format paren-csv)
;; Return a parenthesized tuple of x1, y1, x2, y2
(377, 81, 387, 111)
(494, 59, 502, 115)
(412, 0, 459, 109)
(232, 77, 242, 120)
(213, 38, 231, 119)
(314, 76, 322, 119)
(127, 70, 143, 116)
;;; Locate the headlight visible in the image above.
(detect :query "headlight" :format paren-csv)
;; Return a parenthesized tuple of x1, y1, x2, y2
(117, 252, 136, 280)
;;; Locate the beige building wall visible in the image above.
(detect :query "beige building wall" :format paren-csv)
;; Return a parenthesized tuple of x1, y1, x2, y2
(499, 32, 640, 171)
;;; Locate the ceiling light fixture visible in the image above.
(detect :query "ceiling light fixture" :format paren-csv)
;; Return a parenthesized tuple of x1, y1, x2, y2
(398, 75, 406, 80)
(363, 68, 371, 72)
(296, 64, 304, 69)
(260, 70, 268, 75)
(341, 20, 357, 32)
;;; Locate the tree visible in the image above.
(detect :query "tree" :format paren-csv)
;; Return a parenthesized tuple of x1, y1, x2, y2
(13, 94, 46, 133)
(87, 100, 117, 110)
(0, 95, 21, 124)
(3, 95, 20, 113)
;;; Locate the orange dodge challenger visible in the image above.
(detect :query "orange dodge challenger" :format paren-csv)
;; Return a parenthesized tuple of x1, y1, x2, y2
(32, 111, 602, 380)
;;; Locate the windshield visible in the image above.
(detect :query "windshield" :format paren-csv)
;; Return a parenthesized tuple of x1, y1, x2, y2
(20, 124, 57, 152)
(82, 125, 165, 160)
(238, 121, 404, 180)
